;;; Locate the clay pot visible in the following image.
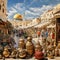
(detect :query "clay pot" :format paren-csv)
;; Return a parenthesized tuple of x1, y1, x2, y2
(18, 48, 26, 58)
(18, 39, 25, 49)
(3, 48, 10, 58)
(34, 51, 44, 60)
(26, 41, 34, 56)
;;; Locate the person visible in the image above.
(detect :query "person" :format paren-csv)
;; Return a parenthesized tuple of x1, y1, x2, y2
(37, 30, 40, 38)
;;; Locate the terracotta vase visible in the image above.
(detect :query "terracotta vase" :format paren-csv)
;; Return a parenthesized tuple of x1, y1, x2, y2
(34, 51, 44, 60)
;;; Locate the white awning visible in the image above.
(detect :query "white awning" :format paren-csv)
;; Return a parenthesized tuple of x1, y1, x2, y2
(34, 21, 51, 28)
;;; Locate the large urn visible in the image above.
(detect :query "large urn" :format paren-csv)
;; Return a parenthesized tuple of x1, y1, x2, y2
(3, 47, 10, 58)
(26, 37, 34, 56)
(18, 48, 26, 58)
(18, 39, 25, 49)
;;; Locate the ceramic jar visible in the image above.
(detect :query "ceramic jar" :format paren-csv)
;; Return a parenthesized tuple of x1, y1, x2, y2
(18, 39, 25, 49)
(3, 47, 10, 58)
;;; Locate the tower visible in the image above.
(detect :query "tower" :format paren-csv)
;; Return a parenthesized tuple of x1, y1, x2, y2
(0, 0, 7, 21)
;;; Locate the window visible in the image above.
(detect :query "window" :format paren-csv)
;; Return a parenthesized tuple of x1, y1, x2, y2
(2, 8, 4, 13)
(0, 4, 1, 10)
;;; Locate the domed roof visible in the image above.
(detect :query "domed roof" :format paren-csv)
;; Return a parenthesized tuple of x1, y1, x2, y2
(13, 14, 23, 20)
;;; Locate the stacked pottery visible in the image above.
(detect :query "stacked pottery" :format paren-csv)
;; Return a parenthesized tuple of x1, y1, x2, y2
(18, 38, 26, 58)
(3, 47, 10, 58)
(34, 42, 44, 60)
(26, 37, 34, 56)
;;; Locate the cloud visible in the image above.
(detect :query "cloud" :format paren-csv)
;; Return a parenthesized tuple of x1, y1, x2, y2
(7, 7, 17, 19)
(24, 5, 53, 19)
(8, 2, 53, 20)
(30, 5, 53, 13)
(7, 3, 25, 19)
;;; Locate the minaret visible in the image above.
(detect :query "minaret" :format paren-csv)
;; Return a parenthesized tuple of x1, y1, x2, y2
(0, 0, 7, 21)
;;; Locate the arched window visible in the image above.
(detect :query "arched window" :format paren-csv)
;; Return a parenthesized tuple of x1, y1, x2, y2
(0, 4, 1, 10)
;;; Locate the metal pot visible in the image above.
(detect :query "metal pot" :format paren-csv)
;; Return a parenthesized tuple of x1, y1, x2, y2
(18, 48, 26, 58)
(18, 39, 25, 49)
(3, 48, 10, 58)
(26, 41, 34, 56)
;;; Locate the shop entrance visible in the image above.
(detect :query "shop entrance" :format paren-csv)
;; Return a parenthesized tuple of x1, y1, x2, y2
(56, 18, 60, 43)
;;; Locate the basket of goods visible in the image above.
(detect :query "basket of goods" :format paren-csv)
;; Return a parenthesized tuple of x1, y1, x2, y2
(18, 39, 25, 49)
(3, 47, 10, 58)
(18, 48, 26, 58)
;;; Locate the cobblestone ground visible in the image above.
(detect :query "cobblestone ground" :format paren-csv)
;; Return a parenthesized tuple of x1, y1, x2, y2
(1, 57, 60, 60)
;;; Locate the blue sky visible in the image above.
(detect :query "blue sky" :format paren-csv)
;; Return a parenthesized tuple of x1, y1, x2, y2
(7, 0, 60, 20)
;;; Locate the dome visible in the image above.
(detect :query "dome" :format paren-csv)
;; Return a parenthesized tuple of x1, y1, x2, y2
(13, 14, 23, 20)
(55, 4, 60, 9)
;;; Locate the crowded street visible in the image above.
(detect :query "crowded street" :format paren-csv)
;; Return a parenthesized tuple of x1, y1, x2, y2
(0, 0, 60, 60)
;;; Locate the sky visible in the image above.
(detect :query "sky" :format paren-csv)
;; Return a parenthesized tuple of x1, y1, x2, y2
(7, 0, 60, 20)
